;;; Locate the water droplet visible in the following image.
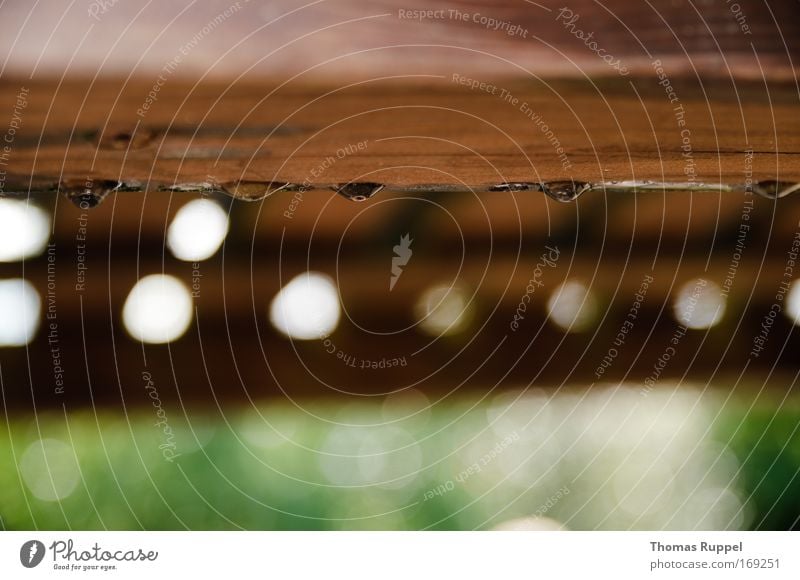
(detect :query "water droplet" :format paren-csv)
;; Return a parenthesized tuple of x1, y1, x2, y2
(221, 180, 292, 201)
(334, 182, 384, 202)
(489, 182, 537, 192)
(541, 180, 592, 202)
(59, 178, 121, 208)
(750, 180, 800, 199)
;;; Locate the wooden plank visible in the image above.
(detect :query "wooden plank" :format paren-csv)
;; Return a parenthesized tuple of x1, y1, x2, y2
(0, 78, 798, 197)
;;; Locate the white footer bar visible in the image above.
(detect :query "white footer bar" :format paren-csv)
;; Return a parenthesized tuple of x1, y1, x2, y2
(1, 532, 797, 579)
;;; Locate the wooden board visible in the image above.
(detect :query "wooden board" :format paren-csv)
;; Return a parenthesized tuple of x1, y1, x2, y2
(0, 77, 798, 199)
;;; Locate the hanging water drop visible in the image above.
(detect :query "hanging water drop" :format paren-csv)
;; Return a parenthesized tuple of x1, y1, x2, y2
(59, 179, 121, 208)
(333, 182, 384, 202)
(750, 180, 800, 199)
(541, 180, 592, 202)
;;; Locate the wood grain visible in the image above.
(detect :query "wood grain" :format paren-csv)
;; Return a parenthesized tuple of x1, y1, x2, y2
(0, 77, 798, 194)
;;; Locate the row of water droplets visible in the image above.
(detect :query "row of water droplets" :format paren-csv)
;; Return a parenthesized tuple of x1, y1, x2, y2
(3, 177, 797, 209)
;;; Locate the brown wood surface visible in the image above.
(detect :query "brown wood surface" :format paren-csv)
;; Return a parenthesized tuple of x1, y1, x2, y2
(0, 77, 798, 194)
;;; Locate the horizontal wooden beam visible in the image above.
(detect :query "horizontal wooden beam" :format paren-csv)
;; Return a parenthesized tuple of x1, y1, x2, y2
(0, 77, 798, 200)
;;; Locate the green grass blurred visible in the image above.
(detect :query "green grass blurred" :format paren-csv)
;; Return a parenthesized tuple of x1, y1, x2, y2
(2, 386, 798, 530)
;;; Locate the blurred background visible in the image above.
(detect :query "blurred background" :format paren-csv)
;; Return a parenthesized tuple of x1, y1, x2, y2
(0, 0, 799, 530)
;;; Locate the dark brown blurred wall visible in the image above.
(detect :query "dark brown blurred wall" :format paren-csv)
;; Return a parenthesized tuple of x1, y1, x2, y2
(0, 0, 797, 80)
